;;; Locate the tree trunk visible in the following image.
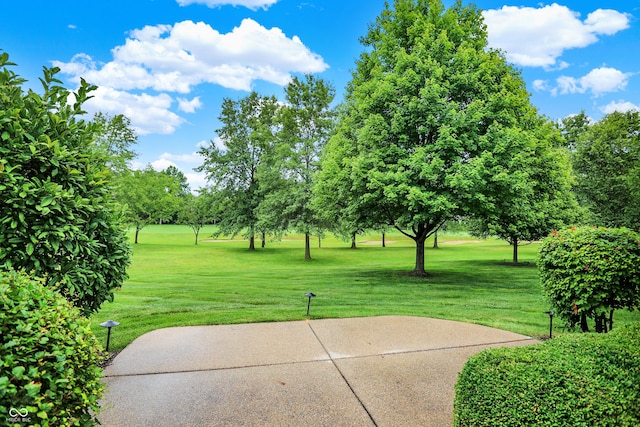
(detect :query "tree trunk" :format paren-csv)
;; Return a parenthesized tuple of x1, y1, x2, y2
(305, 233, 311, 260)
(249, 226, 255, 250)
(433, 231, 439, 249)
(194, 229, 199, 245)
(512, 237, 518, 264)
(609, 309, 614, 331)
(595, 312, 608, 333)
(261, 231, 266, 248)
(580, 313, 589, 332)
(318, 236, 321, 248)
(382, 232, 386, 248)
(351, 232, 356, 249)
(135, 227, 140, 244)
(414, 234, 428, 275)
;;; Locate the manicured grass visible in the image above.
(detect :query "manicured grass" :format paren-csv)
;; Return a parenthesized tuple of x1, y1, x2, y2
(89, 225, 640, 351)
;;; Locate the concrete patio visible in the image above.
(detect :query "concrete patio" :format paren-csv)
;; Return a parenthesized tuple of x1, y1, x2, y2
(99, 316, 538, 426)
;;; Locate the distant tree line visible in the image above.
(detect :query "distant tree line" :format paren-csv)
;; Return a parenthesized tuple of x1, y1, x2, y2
(2, 0, 639, 310)
(101, 0, 638, 274)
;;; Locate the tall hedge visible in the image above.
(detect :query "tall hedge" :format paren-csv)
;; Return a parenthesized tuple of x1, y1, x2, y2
(0, 52, 131, 315)
(454, 323, 640, 426)
(538, 226, 640, 332)
(0, 270, 105, 426)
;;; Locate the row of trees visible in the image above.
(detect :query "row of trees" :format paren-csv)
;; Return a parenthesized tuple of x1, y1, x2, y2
(2, 0, 638, 310)
(194, 0, 582, 274)
(196, 76, 335, 259)
(82, 0, 639, 277)
(89, 112, 197, 244)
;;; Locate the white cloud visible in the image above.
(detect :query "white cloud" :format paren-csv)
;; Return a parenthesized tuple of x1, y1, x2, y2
(149, 155, 208, 192)
(54, 18, 327, 135)
(584, 9, 631, 35)
(483, 5, 630, 68)
(53, 53, 94, 76)
(129, 160, 145, 171)
(83, 86, 184, 135)
(159, 152, 204, 163)
(600, 100, 640, 114)
(532, 79, 549, 92)
(177, 96, 202, 113)
(59, 19, 327, 93)
(212, 136, 227, 151)
(184, 172, 208, 192)
(200, 136, 226, 151)
(176, 0, 278, 11)
(150, 158, 178, 171)
(555, 67, 632, 96)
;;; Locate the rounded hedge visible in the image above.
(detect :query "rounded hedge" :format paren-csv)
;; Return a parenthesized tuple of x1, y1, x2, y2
(0, 270, 105, 426)
(538, 226, 640, 332)
(454, 323, 640, 426)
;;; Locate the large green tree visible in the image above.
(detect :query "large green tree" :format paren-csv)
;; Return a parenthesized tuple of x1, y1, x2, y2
(319, 0, 545, 275)
(197, 92, 279, 249)
(0, 53, 131, 315)
(571, 111, 640, 230)
(261, 74, 335, 260)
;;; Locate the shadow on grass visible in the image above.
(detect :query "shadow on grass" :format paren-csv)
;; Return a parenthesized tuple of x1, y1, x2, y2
(345, 259, 539, 290)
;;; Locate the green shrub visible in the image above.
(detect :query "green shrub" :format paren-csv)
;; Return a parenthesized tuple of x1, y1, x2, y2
(454, 323, 640, 426)
(0, 270, 105, 426)
(538, 226, 640, 332)
(0, 52, 131, 315)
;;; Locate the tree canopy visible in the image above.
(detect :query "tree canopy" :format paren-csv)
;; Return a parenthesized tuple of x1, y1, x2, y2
(570, 110, 640, 231)
(0, 53, 131, 315)
(317, 0, 547, 274)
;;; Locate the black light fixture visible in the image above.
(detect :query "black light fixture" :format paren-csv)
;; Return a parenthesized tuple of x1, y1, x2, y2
(544, 311, 554, 339)
(100, 320, 120, 351)
(305, 292, 316, 317)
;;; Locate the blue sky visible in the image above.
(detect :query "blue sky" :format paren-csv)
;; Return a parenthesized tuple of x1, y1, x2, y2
(2, 0, 638, 190)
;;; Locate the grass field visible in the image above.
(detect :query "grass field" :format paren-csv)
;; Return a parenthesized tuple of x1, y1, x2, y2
(89, 225, 640, 351)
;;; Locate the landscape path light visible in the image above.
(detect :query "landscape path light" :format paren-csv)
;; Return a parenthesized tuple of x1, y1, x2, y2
(544, 311, 554, 339)
(305, 292, 316, 317)
(100, 320, 120, 352)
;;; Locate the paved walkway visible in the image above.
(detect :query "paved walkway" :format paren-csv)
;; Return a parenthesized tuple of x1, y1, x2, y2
(98, 316, 537, 426)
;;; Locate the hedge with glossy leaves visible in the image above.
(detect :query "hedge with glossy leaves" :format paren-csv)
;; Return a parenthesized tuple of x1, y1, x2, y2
(0, 52, 131, 315)
(0, 270, 105, 426)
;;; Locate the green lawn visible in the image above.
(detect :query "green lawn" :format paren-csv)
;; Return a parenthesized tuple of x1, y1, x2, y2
(89, 225, 640, 351)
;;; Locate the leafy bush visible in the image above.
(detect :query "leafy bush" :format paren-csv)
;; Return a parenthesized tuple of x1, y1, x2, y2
(0, 52, 131, 315)
(0, 270, 105, 426)
(454, 323, 640, 426)
(538, 226, 640, 332)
